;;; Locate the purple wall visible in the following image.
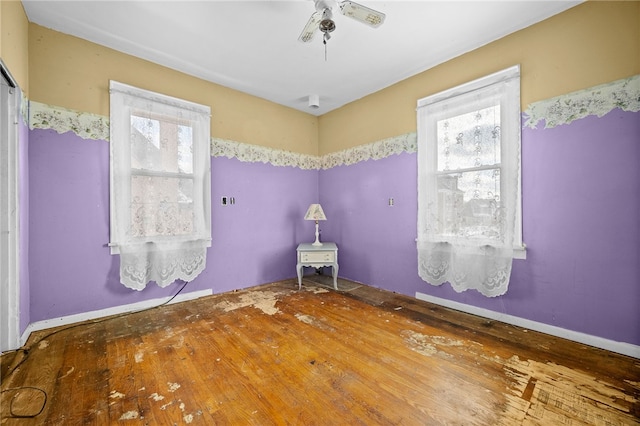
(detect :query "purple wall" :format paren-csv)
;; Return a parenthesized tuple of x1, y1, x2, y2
(320, 109, 640, 346)
(28, 129, 317, 322)
(25, 107, 640, 347)
(204, 157, 318, 293)
(319, 154, 418, 296)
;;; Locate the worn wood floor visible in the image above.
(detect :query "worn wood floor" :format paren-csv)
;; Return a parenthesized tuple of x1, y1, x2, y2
(2, 276, 639, 425)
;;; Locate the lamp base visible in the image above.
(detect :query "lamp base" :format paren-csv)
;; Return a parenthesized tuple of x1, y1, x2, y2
(312, 221, 323, 246)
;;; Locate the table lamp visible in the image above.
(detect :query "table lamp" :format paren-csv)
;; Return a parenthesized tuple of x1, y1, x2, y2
(304, 204, 327, 246)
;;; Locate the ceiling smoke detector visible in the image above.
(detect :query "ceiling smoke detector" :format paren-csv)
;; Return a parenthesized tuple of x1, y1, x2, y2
(308, 94, 320, 109)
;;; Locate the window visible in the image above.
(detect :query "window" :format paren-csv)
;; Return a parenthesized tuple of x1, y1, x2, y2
(110, 81, 211, 290)
(416, 65, 523, 297)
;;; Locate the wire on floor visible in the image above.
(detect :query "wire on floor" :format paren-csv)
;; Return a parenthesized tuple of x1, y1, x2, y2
(0, 280, 190, 418)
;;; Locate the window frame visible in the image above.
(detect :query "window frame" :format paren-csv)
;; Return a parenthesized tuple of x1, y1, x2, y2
(417, 65, 525, 258)
(109, 81, 211, 255)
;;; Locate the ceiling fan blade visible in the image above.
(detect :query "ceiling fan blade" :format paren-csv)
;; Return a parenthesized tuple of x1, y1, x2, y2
(339, 0, 385, 28)
(298, 11, 322, 43)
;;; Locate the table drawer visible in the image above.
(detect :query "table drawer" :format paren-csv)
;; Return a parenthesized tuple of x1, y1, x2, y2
(301, 251, 335, 263)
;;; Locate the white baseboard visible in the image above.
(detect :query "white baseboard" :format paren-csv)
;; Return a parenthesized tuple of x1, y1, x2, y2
(20, 289, 212, 347)
(415, 291, 640, 359)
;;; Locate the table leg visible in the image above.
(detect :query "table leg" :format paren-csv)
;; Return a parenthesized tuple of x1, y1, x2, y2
(332, 263, 339, 290)
(296, 263, 302, 290)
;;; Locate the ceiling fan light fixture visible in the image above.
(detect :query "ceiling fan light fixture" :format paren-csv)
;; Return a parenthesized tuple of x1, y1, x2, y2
(298, 0, 385, 45)
(340, 1, 386, 28)
(319, 18, 336, 34)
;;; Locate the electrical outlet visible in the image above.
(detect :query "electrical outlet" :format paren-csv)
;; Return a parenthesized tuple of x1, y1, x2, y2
(221, 196, 236, 206)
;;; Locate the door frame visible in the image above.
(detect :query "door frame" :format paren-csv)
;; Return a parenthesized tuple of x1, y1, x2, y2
(0, 58, 21, 352)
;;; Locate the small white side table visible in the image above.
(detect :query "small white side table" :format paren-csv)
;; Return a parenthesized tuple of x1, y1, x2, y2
(296, 242, 339, 290)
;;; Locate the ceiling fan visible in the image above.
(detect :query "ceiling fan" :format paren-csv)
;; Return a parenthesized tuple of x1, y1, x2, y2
(298, 0, 386, 45)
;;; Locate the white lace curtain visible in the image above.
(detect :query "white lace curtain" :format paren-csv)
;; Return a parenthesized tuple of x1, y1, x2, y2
(416, 66, 521, 297)
(110, 81, 211, 290)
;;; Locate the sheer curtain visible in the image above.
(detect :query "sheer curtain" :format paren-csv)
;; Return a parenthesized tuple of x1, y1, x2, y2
(110, 81, 211, 290)
(416, 66, 521, 297)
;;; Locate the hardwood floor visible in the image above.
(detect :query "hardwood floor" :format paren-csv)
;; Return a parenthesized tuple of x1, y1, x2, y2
(2, 277, 639, 425)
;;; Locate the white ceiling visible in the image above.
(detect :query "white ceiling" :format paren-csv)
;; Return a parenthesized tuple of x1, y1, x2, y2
(22, 0, 581, 116)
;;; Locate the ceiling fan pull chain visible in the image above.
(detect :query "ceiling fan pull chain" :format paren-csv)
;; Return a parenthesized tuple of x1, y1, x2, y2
(323, 34, 328, 61)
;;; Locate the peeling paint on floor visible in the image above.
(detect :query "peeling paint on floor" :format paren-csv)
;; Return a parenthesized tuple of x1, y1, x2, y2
(149, 392, 164, 401)
(295, 313, 335, 332)
(505, 355, 639, 425)
(401, 330, 639, 425)
(58, 366, 74, 379)
(168, 382, 181, 392)
(295, 313, 316, 325)
(109, 390, 125, 399)
(402, 330, 464, 358)
(118, 410, 139, 420)
(160, 327, 190, 343)
(215, 290, 288, 315)
(174, 335, 185, 348)
(305, 286, 330, 294)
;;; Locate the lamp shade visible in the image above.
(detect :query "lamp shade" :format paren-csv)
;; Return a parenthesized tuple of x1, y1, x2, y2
(304, 204, 327, 221)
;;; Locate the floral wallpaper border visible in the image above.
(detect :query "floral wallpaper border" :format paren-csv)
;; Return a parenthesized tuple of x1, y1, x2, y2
(29, 101, 110, 141)
(321, 133, 416, 169)
(27, 74, 638, 169)
(211, 137, 321, 170)
(27, 100, 416, 170)
(524, 74, 639, 129)
(211, 133, 416, 170)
